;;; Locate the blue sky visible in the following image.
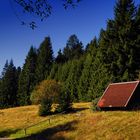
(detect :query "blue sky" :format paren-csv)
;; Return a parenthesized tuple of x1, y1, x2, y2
(0, 0, 139, 73)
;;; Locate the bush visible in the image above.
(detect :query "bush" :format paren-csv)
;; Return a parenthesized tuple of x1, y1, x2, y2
(92, 97, 101, 111)
(38, 98, 52, 116)
(56, 86, 73, 113)
(31, 80, 61, 104)
(31, 80, 73, 116)
(30, 80, 62, 116)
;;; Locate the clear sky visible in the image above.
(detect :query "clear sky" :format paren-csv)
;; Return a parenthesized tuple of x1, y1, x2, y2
(0, 0, 139, 73)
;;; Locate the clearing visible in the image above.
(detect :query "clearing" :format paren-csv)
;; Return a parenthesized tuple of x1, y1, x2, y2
(0, 102, 140, 140)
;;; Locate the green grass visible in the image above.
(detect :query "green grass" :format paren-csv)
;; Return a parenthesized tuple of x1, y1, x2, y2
(0, 103, 140, 140)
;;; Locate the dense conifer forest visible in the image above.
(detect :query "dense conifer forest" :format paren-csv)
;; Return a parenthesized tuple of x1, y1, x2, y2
(0, 0, 140, 109)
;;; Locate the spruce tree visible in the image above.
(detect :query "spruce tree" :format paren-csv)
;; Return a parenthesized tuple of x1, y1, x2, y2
(99, 0, 137, 82)
(47, 63, 59, 80)
(55, 49, 65, 64)
(35, 37, 53, 83)
(57, 85, 73, 113)
(57, 61, 71, 82)
(77, 37, 98, 101)
(65, 58, 84, 101)
(88, 51, 110, 100)
(17, 46, 37, 105)
(63, 34, 83, 61)
(114, 0, 137, 81)
(78, 54, 92, 101)
(135, 6, 140, 77)
(0, 60, 19, 108)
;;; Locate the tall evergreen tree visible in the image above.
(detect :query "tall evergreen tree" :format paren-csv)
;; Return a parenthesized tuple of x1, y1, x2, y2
(63, 34, 83, 61)
(78, 37, 98, 101)
(47, 63, 59, 80)
(114, 0, 137, 81)
(88, 50, 110, 100)
(55, 61, 71, 82)
(35, 37, 53, 83)
(65, 58, 84, 101)
(18, 46, 37, 105)
(135, 6, 140, 77)
(59, 61, 72, 82)
(0, 60, 19, 108)
(55, 49, 65, 64)
(99, 0, 137, 82)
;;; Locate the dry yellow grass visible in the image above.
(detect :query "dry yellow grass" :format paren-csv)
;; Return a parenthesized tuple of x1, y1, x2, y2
(0, 105, 46, 131)
(73, 111, 140, 140)
(1, 103, 140, 140)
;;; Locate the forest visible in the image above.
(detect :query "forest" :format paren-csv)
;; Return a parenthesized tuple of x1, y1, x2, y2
(0, 0, 140, 110)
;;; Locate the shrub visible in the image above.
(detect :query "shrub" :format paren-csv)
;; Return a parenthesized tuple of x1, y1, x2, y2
(30, 80, 62, 116)
(38, 98, 52, 116)
(31, 80, 73, 116)
(92, 97, 101, 111)
(56, 86, 73, 113)
(31, 80, 61, 104)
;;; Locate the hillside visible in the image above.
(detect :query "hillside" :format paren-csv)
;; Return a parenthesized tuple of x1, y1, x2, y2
(0, 103, 140, 140)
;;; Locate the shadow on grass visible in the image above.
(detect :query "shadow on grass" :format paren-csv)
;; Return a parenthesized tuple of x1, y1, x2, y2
(72, 107, 89, 113)
(16, 120, 79, 140)
(0, 129, 20, 138)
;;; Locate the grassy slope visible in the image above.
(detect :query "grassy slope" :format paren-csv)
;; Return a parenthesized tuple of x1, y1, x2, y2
(0, 103, 140, 140)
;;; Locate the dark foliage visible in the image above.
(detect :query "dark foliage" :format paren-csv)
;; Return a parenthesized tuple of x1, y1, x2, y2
(35, 37, 53, 84)
(57, 85, 73, 113)
(17, 46, 37, 106)
(0, 60, 20, 108)
(38, 98, 52, 116)
(11, 0, 82, 29)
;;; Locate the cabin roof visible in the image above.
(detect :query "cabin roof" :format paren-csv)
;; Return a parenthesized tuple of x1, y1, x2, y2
(97, 81, 140, 108)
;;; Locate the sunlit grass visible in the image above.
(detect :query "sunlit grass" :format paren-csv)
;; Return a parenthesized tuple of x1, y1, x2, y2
(73, 111, 140, 140)
(1, 103, 140, 139)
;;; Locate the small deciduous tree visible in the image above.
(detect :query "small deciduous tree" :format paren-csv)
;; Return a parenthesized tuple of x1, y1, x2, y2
(31, 79, 73, 115)
(30, 80, 61, 116)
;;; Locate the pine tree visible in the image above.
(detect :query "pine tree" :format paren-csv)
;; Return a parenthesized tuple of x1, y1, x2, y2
(78, 37, 98, 101)
(55, 49, 65, 64)
(0, 60, 19, 108)
(114, 0, 137, 81)
(65, 58, 84, 101)
(135, 6, 140, 77)
(47, 63, 59, 80)
(99, 21, 119, 82)
(57, 85, 73, 113)
(88, 51, 110, 100)
(63, 34, 83, 61)
(99, 0, 137, 82)
(78, 54, 92, 101)
(57, 61, 71, 82)
(35, 37, 53, 83)
(0, 61, 8, 108)
(17, 46, 37, 105)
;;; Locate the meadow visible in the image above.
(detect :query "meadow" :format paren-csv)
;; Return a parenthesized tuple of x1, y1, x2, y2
(0, 102, 140, 140)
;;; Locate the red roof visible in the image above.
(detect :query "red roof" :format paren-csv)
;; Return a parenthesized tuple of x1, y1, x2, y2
(97, 81, 139, 108)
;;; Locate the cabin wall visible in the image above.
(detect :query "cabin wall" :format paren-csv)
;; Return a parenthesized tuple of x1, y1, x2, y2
(100, 107, 126, 111)
(127, 85, 140, 110)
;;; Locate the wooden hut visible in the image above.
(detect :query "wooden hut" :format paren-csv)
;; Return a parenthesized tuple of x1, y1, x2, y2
(97, 81, 140, 110)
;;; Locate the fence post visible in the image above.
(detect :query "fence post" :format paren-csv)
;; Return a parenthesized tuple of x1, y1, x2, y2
(48, 119, 50, 124)
(24, 128, 26, 135)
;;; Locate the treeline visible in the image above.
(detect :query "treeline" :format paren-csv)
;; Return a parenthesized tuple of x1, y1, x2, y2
(0, 0, 140, 109)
